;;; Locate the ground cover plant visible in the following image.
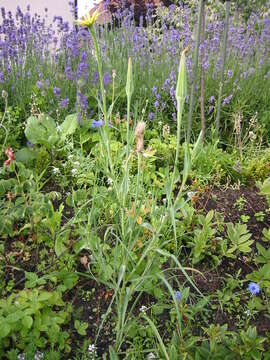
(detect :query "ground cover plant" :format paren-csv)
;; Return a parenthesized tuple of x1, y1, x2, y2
(0, 0, 270, 359)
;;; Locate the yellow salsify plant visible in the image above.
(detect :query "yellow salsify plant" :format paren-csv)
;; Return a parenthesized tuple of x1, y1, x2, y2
(75, 9, 108, 129)
(75, 9, 101, 29)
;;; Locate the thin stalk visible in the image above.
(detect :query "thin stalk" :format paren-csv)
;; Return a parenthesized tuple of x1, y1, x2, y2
(187, 0, 204, 143)
(169, 97, 184, 205)
(0, 96, 9, 152)
(200, 0, 206, 143)
(125, 58, 134, 158)
(90, 27, 108, 128)
(126, 95, 131, 156)
(215, 1, 230, 138)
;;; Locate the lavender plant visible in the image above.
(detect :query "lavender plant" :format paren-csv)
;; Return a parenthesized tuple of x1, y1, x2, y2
(1, 3, 270, 141)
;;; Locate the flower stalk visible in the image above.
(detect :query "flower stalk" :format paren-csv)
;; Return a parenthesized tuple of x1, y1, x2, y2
(76, 10, 108, 128)
(215, 0, 231, 138)
(187, 0, 204, 143)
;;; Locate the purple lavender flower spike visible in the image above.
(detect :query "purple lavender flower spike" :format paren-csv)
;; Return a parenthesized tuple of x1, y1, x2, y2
(148, 112, 154, 120)
(36, 80, 43, 89)
(59, 98, 69, 109)
(53, 87, 60, 96)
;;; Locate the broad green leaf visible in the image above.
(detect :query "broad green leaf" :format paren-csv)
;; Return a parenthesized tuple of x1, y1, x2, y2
(15, 148, 37, 164)
(22, 315, 33, 329)
(73, 238, 91, 253)
(59, 113, 78, 141)
(55, 234, 67, 257)
(6, 311, 23, 323)
(25, 115, 58, 146)
(260, 178, 270, 195)
(38, 292, 52, 302)
(0, 322, 10, 338)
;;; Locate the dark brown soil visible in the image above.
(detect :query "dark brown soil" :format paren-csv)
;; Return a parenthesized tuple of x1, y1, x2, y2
(66, 277, 115, 357)
(196, 186, 270, 244)
(194, 186, 270, 339)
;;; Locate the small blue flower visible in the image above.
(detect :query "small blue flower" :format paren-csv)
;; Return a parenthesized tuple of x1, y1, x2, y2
(248, 282, 260, 295)
(148, 112, 154, 120)
(92, 119, 104, 129)
(27, 141, 34, 149)
(175, 290, 181, 302)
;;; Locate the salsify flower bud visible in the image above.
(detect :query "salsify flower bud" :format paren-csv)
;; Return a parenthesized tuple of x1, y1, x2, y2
(2, 90, 8, 99)
(135, 121, 146, 152)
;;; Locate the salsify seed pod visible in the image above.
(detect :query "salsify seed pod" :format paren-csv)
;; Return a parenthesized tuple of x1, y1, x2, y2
(135, 121, 146, 152)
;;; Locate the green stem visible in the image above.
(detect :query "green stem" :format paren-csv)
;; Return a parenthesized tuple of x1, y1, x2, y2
(187, 0, 204, 143)
(168, 97, 184, 208)
(126, 95, 131, 157)
(0, 97, 9, 152)
(90, 27, 108, 129)
(215, 1, 230, 139)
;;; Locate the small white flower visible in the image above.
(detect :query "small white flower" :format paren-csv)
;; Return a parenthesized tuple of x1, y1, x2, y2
(74, 161, 80, 167)
(187, 191, 194, 199)
(148, 353, 156, 359)
(56, 125, 61, 132)
(68, 154, 73, 160)
(88, 344, 97, 354)
(34, 352, 44, 360)
(52, 167, 60, 175)
(140, 305, 147, 313)
(249, 131, 256, 140)
(71, 168, 78, 175)
(107, 177, 113, 185)
(244, 309, 251, 317)
(17, 355, 25, 360)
